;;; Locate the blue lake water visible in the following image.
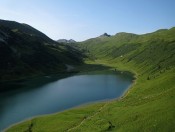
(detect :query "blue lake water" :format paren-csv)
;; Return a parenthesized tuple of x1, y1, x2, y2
(0, 72, 133, 130)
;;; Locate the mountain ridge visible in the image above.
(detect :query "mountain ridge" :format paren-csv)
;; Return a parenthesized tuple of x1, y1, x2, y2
(0, 20, 83, 84)
(0, 19, 54, 43)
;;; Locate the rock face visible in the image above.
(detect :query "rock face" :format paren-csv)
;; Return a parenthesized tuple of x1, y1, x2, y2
(99, 33, 111, 37)
(57, 39, 76, 44)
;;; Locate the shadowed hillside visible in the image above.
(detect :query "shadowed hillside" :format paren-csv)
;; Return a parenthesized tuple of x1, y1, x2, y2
(0, 20, 83, 82)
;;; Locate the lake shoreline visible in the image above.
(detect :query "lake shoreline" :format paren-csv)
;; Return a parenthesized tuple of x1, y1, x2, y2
(3, 67, 135, 132)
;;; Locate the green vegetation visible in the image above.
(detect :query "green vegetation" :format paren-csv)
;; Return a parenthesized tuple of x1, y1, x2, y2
(5, 25, 175, 131)
(0, 20, 83, 86)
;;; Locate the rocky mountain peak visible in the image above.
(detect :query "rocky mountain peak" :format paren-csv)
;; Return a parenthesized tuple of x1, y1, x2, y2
(100, 33, 111, 37)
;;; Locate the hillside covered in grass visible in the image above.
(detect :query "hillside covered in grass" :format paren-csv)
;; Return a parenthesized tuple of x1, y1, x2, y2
(6, 27, 175, 131)
(0, 20, 83, 84)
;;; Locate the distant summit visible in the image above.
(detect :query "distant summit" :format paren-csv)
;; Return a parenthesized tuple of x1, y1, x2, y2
(57, 39, 76, 44)
(99, 33, 111, 37)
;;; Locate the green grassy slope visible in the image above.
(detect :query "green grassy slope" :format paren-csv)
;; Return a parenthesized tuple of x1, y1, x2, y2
(0, 20, 83, 84)
(6, 28, 175, 131)
(0, 19, 53, 43)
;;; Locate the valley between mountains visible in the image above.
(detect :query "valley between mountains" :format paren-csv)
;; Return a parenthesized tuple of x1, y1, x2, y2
(0, 20, 175, 131)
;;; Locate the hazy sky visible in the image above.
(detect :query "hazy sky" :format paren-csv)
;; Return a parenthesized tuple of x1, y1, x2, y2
(0, 0, 175, 41)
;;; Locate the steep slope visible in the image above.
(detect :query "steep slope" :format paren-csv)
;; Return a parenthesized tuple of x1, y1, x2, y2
(0, 20, 53, 43)
(78, 28, 175, 74)
(0, 20, 83, 82)
(6, 28, 175, 131)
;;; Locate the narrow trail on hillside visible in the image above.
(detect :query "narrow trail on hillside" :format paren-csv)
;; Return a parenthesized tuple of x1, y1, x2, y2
(67, 103, 108, 132)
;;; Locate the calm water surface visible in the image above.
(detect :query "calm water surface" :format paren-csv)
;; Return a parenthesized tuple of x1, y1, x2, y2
(0, 72, 133, 130)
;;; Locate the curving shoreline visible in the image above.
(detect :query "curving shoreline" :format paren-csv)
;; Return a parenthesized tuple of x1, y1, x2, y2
(2, 68, 134, 132)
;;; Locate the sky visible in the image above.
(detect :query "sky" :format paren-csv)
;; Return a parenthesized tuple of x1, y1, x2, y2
(0, 0, 175, 41)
